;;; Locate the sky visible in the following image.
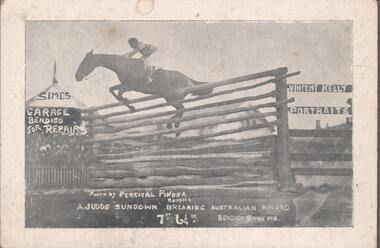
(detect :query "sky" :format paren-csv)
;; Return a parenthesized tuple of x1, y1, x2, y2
(26, 21, 352, 129)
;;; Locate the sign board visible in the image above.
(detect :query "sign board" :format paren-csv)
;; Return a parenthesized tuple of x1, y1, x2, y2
(287, 84, 352, 93)
(288, 106, 352, 115)
(25, 107, 85, 135)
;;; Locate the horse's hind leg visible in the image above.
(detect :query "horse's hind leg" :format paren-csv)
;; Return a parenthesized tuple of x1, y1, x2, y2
(166, 103, 183, 129)
(168, 103, 184, 137)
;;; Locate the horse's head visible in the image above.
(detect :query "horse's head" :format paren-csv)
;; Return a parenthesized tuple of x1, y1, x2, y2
(75, 50, 96, 81)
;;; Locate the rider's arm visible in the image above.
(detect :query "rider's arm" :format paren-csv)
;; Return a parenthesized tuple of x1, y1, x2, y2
(124, 49, 138, 57)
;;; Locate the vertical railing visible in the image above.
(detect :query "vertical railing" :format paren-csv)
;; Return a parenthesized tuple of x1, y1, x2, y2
(83, 109, 96, 187)
(26, 167, 86, 188)
(81, 145, 88, 187)
(275, 67, 296, 191)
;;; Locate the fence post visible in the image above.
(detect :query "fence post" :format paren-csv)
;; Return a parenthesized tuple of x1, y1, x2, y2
(275, 67, 296, 192)
(82, 109, 96, 187)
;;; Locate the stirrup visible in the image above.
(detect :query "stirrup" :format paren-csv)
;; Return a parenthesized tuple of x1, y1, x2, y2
(144, 78, 153, 86)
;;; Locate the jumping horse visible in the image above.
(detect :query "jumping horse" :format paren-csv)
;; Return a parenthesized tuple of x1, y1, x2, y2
(75, 50, 212, 134)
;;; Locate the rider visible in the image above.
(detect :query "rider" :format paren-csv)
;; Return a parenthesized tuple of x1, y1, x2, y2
(124, 37, 158, 85)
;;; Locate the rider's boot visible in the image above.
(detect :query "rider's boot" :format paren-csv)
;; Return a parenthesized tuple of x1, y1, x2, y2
(144, 65, 155, 86)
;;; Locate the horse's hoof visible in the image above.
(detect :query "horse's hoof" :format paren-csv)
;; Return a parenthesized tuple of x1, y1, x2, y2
(167, 123, 172, 129)
(128, 105, 136, 112)
(174, 122, 180, 128)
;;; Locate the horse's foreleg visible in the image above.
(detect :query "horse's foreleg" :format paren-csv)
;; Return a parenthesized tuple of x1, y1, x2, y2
(109, 85, 120, 101)
(117, 91, 136, 112)
(109, 85, 136, 112)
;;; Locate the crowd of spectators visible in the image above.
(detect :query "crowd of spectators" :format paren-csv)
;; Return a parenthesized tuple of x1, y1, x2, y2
(25, 134, 90, 168)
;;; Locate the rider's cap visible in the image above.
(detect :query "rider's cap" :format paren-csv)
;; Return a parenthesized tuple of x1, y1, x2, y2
(128, 37, 139, 48)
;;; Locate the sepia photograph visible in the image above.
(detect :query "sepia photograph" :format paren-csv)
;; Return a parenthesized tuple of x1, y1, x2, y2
(25, 21, 353, 227)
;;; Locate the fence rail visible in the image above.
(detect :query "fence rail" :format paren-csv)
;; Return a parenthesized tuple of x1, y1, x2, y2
(290, 153, 352, 161)
(291, 167, 353, 176)
(288, 129, 352, 138)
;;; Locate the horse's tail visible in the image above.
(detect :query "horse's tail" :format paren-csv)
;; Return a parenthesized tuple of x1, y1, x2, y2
(191, 80, 213, 96)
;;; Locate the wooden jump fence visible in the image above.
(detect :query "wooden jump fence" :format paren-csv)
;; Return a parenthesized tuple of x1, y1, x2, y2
(82, 67, 301, 191)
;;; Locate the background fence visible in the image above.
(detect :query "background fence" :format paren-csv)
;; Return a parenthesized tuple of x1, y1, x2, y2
(26, 166, 88, 188)
(289, 128, 352, 178)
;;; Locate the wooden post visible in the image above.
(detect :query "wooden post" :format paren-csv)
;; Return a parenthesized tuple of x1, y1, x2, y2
(81, 146, 89, 187)
(275, 67, 296, 192)
(82, 109, 96, 187)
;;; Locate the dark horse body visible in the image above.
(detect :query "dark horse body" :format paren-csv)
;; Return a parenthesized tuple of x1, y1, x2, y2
(75, 50, 212, 131)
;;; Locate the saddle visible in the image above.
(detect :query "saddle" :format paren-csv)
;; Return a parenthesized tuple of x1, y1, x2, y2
(122, 56, 158, 84)
(144, 64, 160, 84)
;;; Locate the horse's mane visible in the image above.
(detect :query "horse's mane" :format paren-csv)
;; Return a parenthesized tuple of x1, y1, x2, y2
(94, 53, 139, 61)
(92, 53, 145, 71)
